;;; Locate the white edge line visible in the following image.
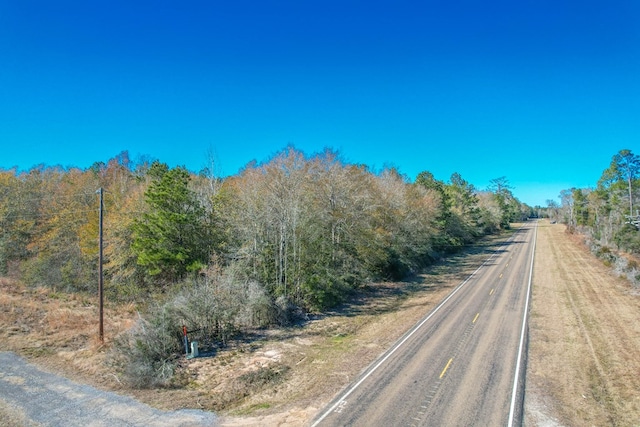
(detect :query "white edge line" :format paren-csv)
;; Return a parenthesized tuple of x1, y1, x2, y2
(507, 221, 537, 427)
(310, 232, 517, 427)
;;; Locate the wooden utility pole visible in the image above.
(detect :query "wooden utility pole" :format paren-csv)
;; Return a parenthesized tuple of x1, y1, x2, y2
(97, 188, 104, 344)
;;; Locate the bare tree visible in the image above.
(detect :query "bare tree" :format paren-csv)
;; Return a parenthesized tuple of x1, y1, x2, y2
(600, 149, 640, 218)
(560, 189, 575, 226)
(545, 199, 560, 222)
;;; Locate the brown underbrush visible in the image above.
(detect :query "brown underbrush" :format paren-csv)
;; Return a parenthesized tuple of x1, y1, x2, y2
(0, 232, 507, 426)
(7, 224, 637, 426)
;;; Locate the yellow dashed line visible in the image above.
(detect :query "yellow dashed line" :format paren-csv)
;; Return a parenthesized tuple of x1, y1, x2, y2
(440, 358, 453, 379)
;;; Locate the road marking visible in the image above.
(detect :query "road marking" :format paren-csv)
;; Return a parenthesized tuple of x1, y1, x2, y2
(310, 231, 520, 427)
(507, 221, 537, 427)
(334, 400, 347, 413)
(499, 273, 503, 278)
(490, 288, 494, 295)
(472, 312, 479, 323)
(439, 358, 453, 379)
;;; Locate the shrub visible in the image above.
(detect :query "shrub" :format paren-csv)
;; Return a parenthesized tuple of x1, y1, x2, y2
(614, 224, 640, 254)
(614, 256, 640, 288)
(237, 364, 290, 388)
(595, 245, 617, 266)
(112, 264, 289, 387)
(112, 308, 182, 388)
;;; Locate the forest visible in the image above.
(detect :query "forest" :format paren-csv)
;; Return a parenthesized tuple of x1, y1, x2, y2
(0, 147, 534, 306)
(549, 149, 640, 287)
(0, 146, 531, 386)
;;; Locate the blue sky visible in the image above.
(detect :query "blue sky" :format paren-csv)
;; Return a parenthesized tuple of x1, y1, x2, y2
(1, 1, 639, 206)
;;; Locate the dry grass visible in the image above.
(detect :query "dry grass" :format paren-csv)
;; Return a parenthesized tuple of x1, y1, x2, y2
(0, 399, 42, 427)
(17, 224, 637, 427)
(525, 221, 640, 426)
(0, 232, 511, 426)
(0, 277, 136, 387)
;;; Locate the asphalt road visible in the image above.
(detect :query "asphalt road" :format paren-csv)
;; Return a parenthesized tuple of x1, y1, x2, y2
(0, 352, 218, 427)
(312, 222, 537, 427)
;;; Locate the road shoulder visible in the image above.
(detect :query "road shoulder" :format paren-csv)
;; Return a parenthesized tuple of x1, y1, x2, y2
(525, 222, 640, 426)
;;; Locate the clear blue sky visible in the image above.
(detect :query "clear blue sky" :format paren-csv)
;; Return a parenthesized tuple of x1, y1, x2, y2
(1, 1, 639, 206)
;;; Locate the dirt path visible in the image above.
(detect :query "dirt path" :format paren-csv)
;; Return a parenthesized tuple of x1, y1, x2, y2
(525, 221, 640, 426)
(0, 352, 217, 426)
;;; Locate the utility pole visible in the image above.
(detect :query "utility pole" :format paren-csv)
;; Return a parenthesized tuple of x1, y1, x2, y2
(97, 188, 104, 344)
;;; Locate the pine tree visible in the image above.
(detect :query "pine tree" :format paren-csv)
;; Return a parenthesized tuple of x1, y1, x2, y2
(131, 161, 211, 283)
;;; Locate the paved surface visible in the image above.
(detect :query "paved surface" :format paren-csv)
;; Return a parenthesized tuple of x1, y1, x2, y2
(312, 222, 537, 426)
(0, 352, 218, 426)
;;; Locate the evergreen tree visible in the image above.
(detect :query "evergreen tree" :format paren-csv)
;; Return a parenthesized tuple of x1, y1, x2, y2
(599, 149, 640, 218)
(131, 161, 211, 283)
(489, 176, 520, 227)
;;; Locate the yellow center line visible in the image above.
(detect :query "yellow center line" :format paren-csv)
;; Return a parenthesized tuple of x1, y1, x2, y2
(440, 358, 453, 379)
(472, 312, 480, 323)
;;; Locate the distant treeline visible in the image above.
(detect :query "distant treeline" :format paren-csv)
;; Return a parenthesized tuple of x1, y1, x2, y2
(546, 149, 640, 286)
(0, 147, 530, 311)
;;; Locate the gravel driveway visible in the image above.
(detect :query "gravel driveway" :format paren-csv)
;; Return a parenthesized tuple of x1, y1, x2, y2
(0, 352, 218, 426)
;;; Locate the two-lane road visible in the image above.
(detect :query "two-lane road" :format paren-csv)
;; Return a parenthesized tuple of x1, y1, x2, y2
(312, 222, 537, 426)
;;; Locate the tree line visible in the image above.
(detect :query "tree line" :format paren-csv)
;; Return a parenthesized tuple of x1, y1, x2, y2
(548, 149, 640, 254)
(0, 147, 530, 312)
(546, 149, 640, 288)
(1, 147, 532, 386)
